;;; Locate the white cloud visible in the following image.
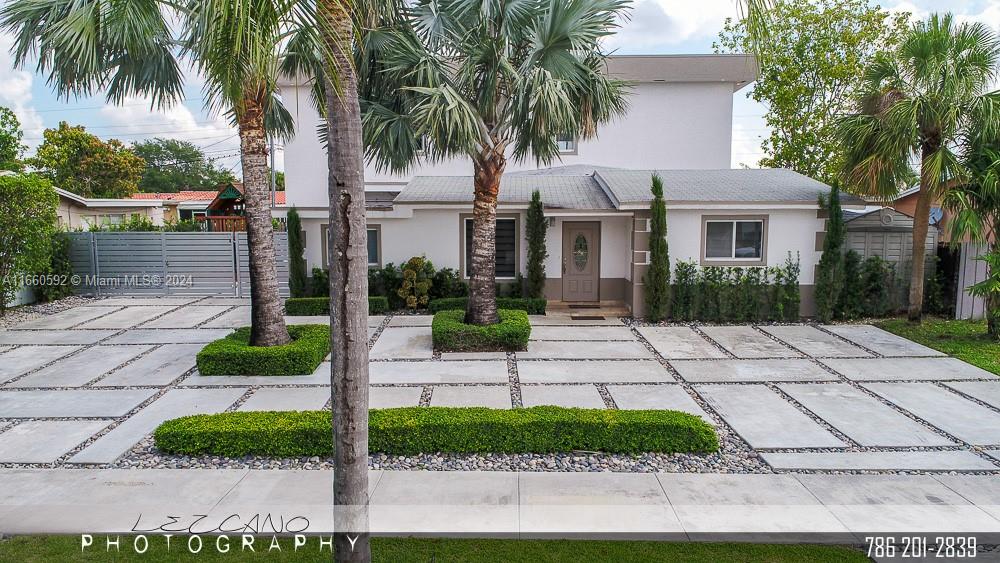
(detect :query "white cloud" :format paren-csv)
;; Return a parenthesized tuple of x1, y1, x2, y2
(0, 34, 45, 149)
(607, 0, 737, 51)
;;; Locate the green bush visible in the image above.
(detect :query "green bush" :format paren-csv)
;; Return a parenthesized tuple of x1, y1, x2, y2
(33, 232, 75, 303)
(671, 259, 699, 321)
(861, 256, 897, 317)
(838, 250, 864, 320)
(196, 325, 330, 376)
(815, 183, 846, 322)
(153, 406, 719, 457)
(665, 256, 802, 322)
(397, 255, 432, 309)
(525, 190, 548, 298)
(308, 267, 328, 298)
(645, 174, 671, 321)
(287, 208, 308, 298)
(285, 296, 388, 316)
(432, 309, 530, 352)
(429, 267, 468, 300)
(428, 296, 547, 314)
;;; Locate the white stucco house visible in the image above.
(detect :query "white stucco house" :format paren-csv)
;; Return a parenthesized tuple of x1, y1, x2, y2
(277, 54, 861, 317)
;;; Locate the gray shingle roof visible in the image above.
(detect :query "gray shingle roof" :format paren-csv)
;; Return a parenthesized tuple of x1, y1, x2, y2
(395, 175, 614, 210)
(594, 169, 863, 206)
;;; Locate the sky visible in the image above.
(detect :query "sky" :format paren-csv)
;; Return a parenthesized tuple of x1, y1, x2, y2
(0, 0, 997, 176)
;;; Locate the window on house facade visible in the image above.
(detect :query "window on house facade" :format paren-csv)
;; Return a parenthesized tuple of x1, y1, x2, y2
(704, 219, 765, 261)
(556, 133, 577, 154)
(464, 218, 516, 278)
(321, 225, 380, 268)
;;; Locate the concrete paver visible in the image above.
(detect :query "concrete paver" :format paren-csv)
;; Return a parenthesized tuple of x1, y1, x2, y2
(935, 475, 1000, 522)
(76, 306, 177, 329)
(672, 359, 835, 383)
(822, 325, 945, 356)
(69, 388, 246, 464)
(104, 328, 232, 344)
(0, 346, 82, 383)
(369, 386, 423, 408)
(634, 326, 728, 359)
(528, 315, 624, 326)
(370, 327, 433, 359)
(943, 381, 1000, 410)
(0, 420, 110, 463)
(88, 297, 201, 306)
(142, 305, 231, 328)
(698, 326, 801, 359)
(530, 326, 636, 341)
(11, 345, 154, 388)
(517, 360, 673, 383)
(863, 383, 1000, 445)
(0, 389, 158, 417)
(779, 383, 954, 447)
(822, 357, 995, 381)
(606, 384, 711, 421)
(520, 384, 606, 408)
(201, 306, 250, 328)
(368, 315, 386, 327)
(759, 325, 872, 357)
(518, 340, 652, 359)
(430, 385, 511, 408)
(388, 315, 433, 327)
(0, 330, 115, 345)
(368, 361, 507, 384)
(14, 306, 121, 330)
(182, 363, 330, 386)
(695, 385, 846, 448)
(763, 451, 997, 471)
(440, 351, 508, 360)
(193, 297, 251, 306)
(95, 344, 201, 386)
(519, 472, 682, 535)
(237, 387, 330, 411)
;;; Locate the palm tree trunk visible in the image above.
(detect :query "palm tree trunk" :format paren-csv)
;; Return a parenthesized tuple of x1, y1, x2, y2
(466, 150, 505, 326)
(237, 100, 291, 346)
(320, 1, 371, 561)
(989, 240, 1000, 341)
(908, 146, 935, 323)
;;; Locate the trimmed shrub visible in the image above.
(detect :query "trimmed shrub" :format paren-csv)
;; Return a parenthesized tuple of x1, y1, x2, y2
(33, 232, 75, 303)
(429, 267, 467, 300)
(525, 190, 548, 298)
(432, 309, 530, 352)
(287, 208, 308, 298)
(153, 406, 719, 457)
(771, 252, 801, 322)
(671, 259, 699, 321)
(196, 325, 330, 376)
(838, 250, 864, 320)
(861, 256, 897, 317)
(428, 296, 547, 315)
(815, 183, 846, 322)
(644, 174, 671, 321)
(285, 296, 388, 316)
(309, 267, 328, 298)
(397, 255, 432, 309)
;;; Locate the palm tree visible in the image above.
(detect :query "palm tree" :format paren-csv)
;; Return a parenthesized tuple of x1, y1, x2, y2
(838, 13, 1000, 322)
(1, 0, 306, 346)
(357, 0, 631, 325)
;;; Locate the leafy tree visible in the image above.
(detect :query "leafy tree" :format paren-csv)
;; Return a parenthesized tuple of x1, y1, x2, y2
(0, 174, 57, 311)
(645, 174, 670, 321)
(131, 138, 236, 193)
(287, 207, 308, 298)
(356, 0, 630, 325)
(525, 190, 547, 299)
(815, 183, 846, 322)
(0, 106, 25, 171)
(34, 233, 74, 303)
(717, 0, 908, 183)
(838, 13, 1000, 322)
(29, 122, 145, 198)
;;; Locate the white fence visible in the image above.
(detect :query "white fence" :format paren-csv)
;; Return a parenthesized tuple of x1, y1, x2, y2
(955, 242, 988, 320)
(67, 232, 289, 297)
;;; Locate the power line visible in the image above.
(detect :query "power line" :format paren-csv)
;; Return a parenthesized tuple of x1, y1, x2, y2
(30, 97, 207, 114)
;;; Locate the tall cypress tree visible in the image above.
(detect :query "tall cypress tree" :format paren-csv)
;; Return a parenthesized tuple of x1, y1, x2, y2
(645, 174, 670, 321)
(525, 190, 548, 298)
(815, 183, 846, 322)
(287, 207, 308, 298)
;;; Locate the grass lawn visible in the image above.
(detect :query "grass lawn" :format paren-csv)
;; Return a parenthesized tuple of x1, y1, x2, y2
(877, 317, 1000, 376)
(0, 536, 868, 562)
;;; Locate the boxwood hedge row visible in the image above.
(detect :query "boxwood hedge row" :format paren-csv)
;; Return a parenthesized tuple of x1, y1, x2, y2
(427, 297, 546, 315)
(431, 309, 530, 352)
(284, 296, 389, 316)
(153, 407, 719, 457)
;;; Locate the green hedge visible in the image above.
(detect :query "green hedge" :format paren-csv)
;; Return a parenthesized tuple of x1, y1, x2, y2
(432, 309, 530, 352)
(284, 296, 389, 316)
(154, 407, 718, 457)
(428, 297, 547, 314)
(196, 325, 330, 376)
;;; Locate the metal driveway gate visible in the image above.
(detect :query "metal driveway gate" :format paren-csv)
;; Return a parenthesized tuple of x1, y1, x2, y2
(67, 232, 289, 297)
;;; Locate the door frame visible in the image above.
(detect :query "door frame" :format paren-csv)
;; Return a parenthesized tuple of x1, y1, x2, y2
(561, 221, 601, 302)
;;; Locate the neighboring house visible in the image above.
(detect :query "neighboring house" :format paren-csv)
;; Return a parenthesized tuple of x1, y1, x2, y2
(56, 188, 165, 230)
(278, 54, 861, 316)
(893, 187, 950, 242)
(130, 190, 219, 222)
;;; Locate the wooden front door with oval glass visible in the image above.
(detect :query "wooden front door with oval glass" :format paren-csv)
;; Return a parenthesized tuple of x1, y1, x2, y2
(562, 222, 600, 301)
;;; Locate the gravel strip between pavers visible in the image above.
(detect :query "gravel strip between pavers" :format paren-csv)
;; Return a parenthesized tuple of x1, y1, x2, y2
(0, 295, 105, 329)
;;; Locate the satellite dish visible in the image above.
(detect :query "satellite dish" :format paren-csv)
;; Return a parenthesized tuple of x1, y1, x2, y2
(929, 208, 944, 226)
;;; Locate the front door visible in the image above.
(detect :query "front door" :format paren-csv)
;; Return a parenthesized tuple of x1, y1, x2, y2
(562, 222, 600, 301)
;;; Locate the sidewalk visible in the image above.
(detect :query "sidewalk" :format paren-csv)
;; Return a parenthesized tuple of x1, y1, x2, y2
(2, 469, 999, 541)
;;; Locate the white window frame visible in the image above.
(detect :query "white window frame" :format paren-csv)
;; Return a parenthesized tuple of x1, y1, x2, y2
(703, 219, 765, 262)
(366, 226, 380, 268)
(556, 133, 577, 154)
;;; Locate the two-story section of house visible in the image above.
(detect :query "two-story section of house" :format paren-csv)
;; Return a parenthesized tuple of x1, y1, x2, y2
(278, 54, 858, 317)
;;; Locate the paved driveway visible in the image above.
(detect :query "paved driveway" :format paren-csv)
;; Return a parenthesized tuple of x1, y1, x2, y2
(1, 297, 999, 473)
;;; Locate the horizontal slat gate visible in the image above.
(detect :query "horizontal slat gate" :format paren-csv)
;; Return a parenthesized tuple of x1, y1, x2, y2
(956, 243, 987, 320)
(67, 232, 289, 297)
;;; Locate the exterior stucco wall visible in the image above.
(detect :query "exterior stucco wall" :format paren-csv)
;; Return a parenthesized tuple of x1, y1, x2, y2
(279, 81, 736, 208)
(57, 197, 165, 230)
